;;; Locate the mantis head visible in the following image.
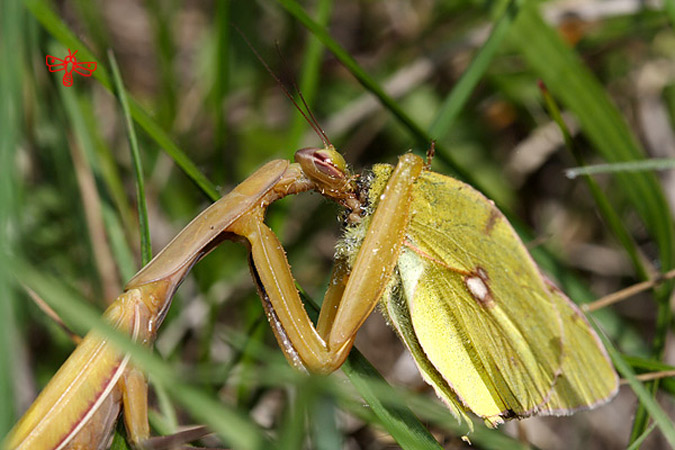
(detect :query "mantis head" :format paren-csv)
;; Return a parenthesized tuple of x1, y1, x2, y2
(295, 146, 362, 221)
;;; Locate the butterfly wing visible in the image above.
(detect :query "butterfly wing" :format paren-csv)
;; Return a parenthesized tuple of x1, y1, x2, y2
(375, 168, 617, 426)
(74, 61, 97, 77)
(45, 55, 66, 72)
(540, 280, 618, 412)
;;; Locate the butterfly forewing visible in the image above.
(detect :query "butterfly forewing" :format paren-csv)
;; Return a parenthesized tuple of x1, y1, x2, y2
(370, 166, 617, 427)
(542, 282, 618, 412)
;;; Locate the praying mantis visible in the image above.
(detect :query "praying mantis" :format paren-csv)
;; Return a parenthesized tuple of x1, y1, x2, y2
(4, 137, 618, 448)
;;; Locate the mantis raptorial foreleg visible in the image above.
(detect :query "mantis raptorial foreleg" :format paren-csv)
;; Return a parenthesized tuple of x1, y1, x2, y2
(233, 153, 424, 374)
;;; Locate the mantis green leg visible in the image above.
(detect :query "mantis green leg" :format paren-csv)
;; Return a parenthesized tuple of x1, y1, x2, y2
(232, 153, 424, 374)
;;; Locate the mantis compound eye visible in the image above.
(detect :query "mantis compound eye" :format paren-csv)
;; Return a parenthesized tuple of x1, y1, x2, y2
(295, 146, 349, 186)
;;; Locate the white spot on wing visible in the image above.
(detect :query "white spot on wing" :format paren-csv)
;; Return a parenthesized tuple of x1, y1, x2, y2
(463, 266, 494, 308)
(466, 276, 489, 302)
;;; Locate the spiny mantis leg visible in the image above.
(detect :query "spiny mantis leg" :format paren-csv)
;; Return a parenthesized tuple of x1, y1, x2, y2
(233, 154, 424, 374)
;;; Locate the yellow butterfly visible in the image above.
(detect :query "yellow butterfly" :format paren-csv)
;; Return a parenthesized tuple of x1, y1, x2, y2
(337, 161, 619, 428)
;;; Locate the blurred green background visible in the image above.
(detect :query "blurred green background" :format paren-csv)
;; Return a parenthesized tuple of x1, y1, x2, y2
(2, 0, 675, 448)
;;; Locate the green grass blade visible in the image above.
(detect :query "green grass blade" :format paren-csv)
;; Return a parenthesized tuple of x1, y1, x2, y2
(310, 395, 342, 450)
(539, 81, 647, 280)
(55, 69, 125, 303)
(110, 424, 133, 450)
(665, 0, 675, 28)
(101, 203, 137, 283)
(127, 101, 220, 201)
(626, 423, 658, 450)
(621, 355, 675, 395)
(0, 0, 22, 435)
(108, 50, 152, 265)
(274, 0, 476, 185)
(275, 0, 427, 146)
(78, 96, 138, 253)
(210, 0, 232, 182)
(300, 291, 441, 449)
(0, 241, 18, 439)
(510, 4, 675, 273)
(566, 159, 675, 178)
(301, 290, 443, 448)
(428, 0, 523, 139)
(595, 324, 675, 447)
(341, 352, 444, 449)
(147, 0, 178, 129)
(109, 43, 180, 442)
(278, 387, 310, 450)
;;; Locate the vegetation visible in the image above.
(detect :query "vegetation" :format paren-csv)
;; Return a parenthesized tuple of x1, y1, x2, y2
(2, 0, 675, 448)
